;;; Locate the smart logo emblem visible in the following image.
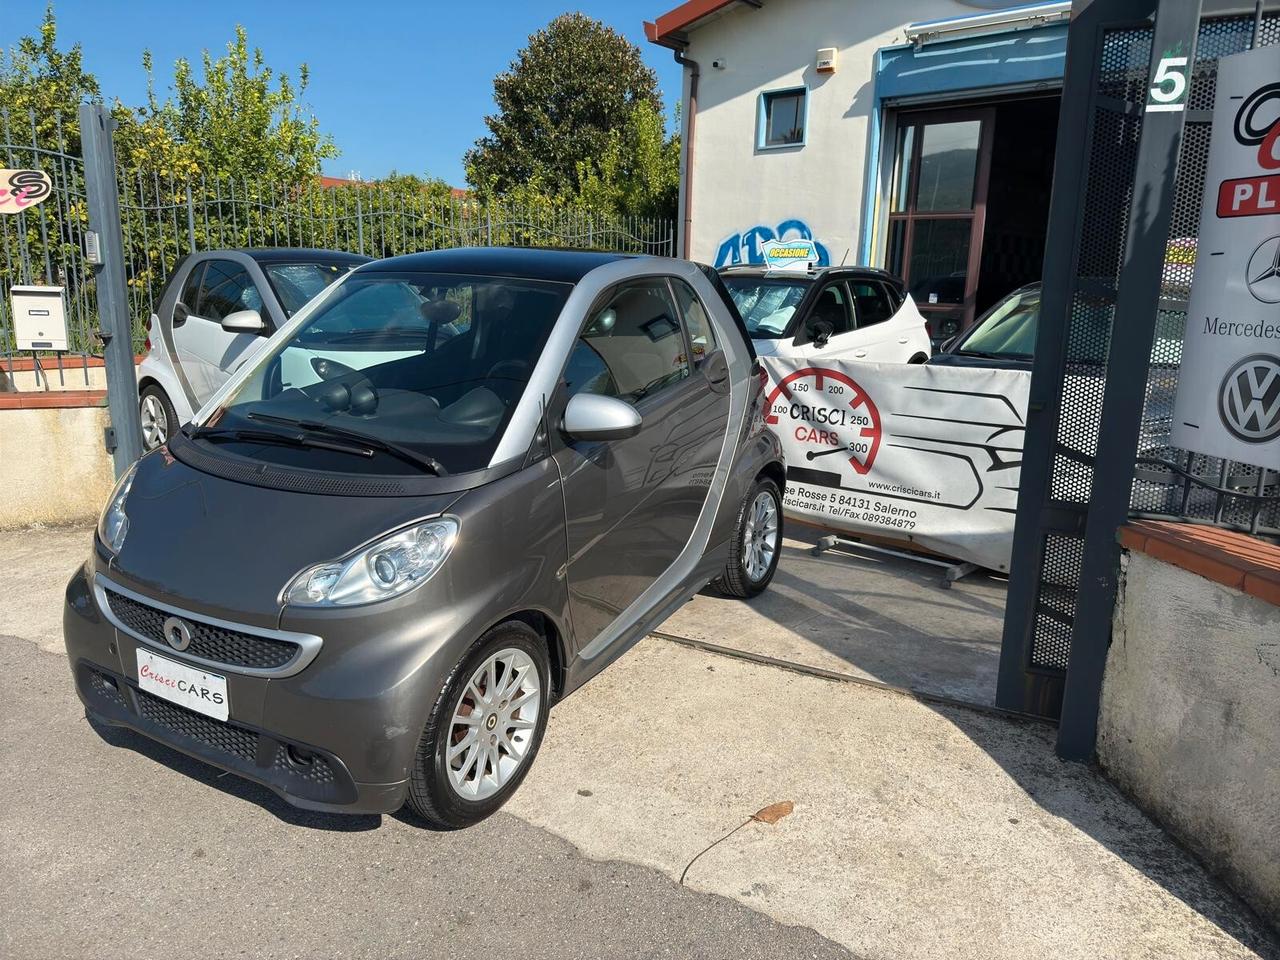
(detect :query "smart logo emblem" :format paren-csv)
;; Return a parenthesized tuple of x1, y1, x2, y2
(162, 615, 194, 652)
(1246, 235, 1280, 303)
(763, 366, 882, 474)
(1218, 354, 1280, 444)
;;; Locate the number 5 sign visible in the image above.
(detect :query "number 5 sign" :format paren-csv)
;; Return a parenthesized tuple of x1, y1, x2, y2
(1147, 48, 1190, 113)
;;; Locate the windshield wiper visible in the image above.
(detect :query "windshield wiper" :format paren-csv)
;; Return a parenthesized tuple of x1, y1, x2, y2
(246, 412, 447, 476)
(188, 424, 386, 459)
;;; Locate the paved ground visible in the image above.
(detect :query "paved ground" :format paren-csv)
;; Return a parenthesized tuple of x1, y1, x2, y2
(664, 524, 1006, 705)
(3, 526, 1277, 960)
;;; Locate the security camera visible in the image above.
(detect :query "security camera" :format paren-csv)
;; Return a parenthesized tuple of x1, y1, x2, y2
(712, 58, 726, 69)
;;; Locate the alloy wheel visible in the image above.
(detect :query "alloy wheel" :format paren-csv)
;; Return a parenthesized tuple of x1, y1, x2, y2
(140, 394, 168, 450)
(446, 647, 541, 801)
(743, 490, 779, 582)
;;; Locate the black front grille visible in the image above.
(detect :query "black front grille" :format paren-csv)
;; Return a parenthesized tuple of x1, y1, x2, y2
(104, 589, 298, 670)
(135, 688, 259, 762)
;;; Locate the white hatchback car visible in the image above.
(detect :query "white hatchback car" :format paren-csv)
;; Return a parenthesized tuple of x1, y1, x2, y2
(137, 248, 370, 449)
(719, 266, 931, 365)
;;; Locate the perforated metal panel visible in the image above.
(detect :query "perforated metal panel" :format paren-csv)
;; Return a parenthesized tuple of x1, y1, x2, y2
(1013, 10, 1280, 706)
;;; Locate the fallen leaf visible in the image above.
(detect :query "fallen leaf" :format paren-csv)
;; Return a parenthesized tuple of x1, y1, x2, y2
(751, 800, 794, 825)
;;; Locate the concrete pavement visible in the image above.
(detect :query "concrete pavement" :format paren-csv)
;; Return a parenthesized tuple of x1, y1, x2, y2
(3, 526, 1276, 959)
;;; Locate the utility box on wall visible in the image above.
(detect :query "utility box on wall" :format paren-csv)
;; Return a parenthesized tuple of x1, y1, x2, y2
(10, 285, 68, 351)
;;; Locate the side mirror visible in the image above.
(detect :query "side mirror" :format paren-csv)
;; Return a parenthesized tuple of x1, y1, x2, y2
(221, 309, 264, 334)
(809, 319, 834, 348)
(562, 393, 642, 442)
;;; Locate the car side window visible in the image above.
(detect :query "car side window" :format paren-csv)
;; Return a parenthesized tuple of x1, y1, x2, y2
(850, 280, 895, 328)
(670, 277, 717, 365)
(568, 279, 690, 403)
(196, 260, 264, 323)
(808, 282, 854, 338)
(179, 262, 204, 314)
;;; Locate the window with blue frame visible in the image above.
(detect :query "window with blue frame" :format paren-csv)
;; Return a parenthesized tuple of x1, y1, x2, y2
(759, 87, 806, 148)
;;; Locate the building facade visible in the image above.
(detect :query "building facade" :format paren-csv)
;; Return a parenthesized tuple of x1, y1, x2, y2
(646, 0, 1072, 339)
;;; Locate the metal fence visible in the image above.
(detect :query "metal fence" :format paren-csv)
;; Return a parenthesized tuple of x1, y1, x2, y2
(1, 107, 675, 382)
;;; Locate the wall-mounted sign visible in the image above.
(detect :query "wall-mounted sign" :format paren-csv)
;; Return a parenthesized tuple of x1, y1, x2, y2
(762, 238, 820, 272)
(0, 169, 53, 213)
(1171, 46, 1280, 469)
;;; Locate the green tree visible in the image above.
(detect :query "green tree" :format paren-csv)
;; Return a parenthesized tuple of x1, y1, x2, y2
(0, 3, 101, 153)
(465, 13, 662, 199)
(574, 100, 679, 221)
(115, 25, 338, 184)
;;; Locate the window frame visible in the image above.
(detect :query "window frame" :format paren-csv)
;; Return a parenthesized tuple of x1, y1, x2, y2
(757, 85, 808, 151)
(666, 276, 717, 368)
(194, 258, 264, 325)
(849, 278, 897, 329)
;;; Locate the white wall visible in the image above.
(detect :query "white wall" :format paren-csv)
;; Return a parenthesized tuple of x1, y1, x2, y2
(1099, 551, 1280, 926)
(684, 0, 963, 267)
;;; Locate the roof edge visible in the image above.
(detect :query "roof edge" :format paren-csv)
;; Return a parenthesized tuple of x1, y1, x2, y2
(645, 0, 741, 45)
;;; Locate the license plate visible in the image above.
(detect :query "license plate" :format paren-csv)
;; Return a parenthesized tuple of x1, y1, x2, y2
(136, 648, 229, 722)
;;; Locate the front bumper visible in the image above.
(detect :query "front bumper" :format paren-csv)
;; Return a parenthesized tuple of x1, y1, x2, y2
(64, 564, 426, 815)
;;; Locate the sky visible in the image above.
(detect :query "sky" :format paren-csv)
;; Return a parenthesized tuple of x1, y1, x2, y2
(4, 0, 684, 187)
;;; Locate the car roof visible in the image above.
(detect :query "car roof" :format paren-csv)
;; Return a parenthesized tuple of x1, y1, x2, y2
(719, 264, 902, 284)
(363, 246, 638, 284)
(240, 248, 373, 265)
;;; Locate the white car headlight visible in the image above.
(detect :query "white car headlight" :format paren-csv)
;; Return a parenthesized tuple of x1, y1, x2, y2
(97, 463, 138, 554)
(285, 518, 459, 607)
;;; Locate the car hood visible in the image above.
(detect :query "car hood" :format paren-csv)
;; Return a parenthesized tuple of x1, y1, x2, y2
(750, 337, 788, 357)
(107, 449, 460, 626)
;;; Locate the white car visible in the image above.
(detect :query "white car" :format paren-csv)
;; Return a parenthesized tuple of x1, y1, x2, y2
(137, 249, 370, 449)
(719, 266, 931, 365)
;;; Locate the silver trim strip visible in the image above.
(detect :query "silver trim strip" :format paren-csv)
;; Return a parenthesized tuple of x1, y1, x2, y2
(93, 573, 323, 679)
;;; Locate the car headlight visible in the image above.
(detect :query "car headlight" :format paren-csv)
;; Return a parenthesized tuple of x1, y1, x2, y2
(284, 518, 459, 607)
(97, 463, 138, 554)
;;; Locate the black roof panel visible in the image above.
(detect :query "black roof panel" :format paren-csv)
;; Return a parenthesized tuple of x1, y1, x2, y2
(363, 246, 637, 283)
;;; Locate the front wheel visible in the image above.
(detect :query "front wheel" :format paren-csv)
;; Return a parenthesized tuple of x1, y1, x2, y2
(406, 621, 550, 830)
(713, 477, 783, 598)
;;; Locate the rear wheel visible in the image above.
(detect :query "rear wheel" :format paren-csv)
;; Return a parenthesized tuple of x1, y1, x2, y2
(406, 621, 550, 829)
(139, 384, 178, 451)
(713, 477, 783, 598)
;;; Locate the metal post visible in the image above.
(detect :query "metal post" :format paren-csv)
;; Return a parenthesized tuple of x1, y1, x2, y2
(185, 181, 197, 252)
(80, 102, 142, 475)
(356, 191, 366, 257)
(1055, 0, 1202, 761)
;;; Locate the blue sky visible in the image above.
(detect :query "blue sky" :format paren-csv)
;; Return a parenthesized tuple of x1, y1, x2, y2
(4, 1, 683, 187)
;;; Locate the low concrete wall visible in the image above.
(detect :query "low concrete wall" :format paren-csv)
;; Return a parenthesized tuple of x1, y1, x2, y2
(0, 404, 116, 528)
(1100, 548, 1280, 927)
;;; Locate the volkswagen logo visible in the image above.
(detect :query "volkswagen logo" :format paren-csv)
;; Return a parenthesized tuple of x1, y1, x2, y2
(161, 615, 194, 652)
(1218, 354, 1280, 444)
(1246, 236, 1280, 304)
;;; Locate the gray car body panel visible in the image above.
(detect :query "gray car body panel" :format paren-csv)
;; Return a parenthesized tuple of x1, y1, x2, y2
(64, 249, 784, 814)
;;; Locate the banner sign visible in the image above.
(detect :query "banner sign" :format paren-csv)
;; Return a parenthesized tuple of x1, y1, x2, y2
(761, 357, 1030, 572)
(0, 169, 52, 213)
(1170, 46, 1280, 468)
(761, 238, 819, 272)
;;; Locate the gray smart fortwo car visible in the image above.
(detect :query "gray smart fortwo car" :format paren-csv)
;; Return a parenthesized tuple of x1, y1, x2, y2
(64, 248, 785, 828)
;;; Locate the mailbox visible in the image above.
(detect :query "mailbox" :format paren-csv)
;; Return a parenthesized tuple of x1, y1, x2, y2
(10, 285, 68, 352)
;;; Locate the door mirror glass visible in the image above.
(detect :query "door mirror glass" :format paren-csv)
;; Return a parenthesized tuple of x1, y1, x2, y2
(220, 309, 264, 333)
(562, 393, 642, 442)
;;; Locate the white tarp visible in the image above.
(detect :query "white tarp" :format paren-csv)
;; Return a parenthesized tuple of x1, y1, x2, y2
(1170, 45, 1280, 468)
(761, 357, 1031, 572)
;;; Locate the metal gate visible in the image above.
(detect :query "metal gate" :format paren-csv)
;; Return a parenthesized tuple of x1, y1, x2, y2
(997, 1, 1279, 748)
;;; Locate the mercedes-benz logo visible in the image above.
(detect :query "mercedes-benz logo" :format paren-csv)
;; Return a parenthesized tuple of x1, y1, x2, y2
(161, 615, 194, 652)
(1246, 236, 1280, 304)
(1218, 354, 1280, 444)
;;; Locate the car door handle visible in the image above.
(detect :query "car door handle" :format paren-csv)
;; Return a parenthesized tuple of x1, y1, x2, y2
(854, 351, 868, 359)
(897, 337, 909, 344)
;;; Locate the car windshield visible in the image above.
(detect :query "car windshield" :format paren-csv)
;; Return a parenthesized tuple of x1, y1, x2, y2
(958, 286, 1040, 359)
(204, 271, 571, 475)
(721, 276, 810, 339)
(263, 261, 360, 316)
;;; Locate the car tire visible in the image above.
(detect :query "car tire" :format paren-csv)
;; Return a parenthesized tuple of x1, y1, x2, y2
(139, 384, 178, 451)
(405, 620, 551, 830)
(713, 476, 783, 599)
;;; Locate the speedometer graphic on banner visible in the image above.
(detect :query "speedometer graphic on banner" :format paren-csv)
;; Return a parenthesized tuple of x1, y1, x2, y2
(763, 366, 883, 474)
